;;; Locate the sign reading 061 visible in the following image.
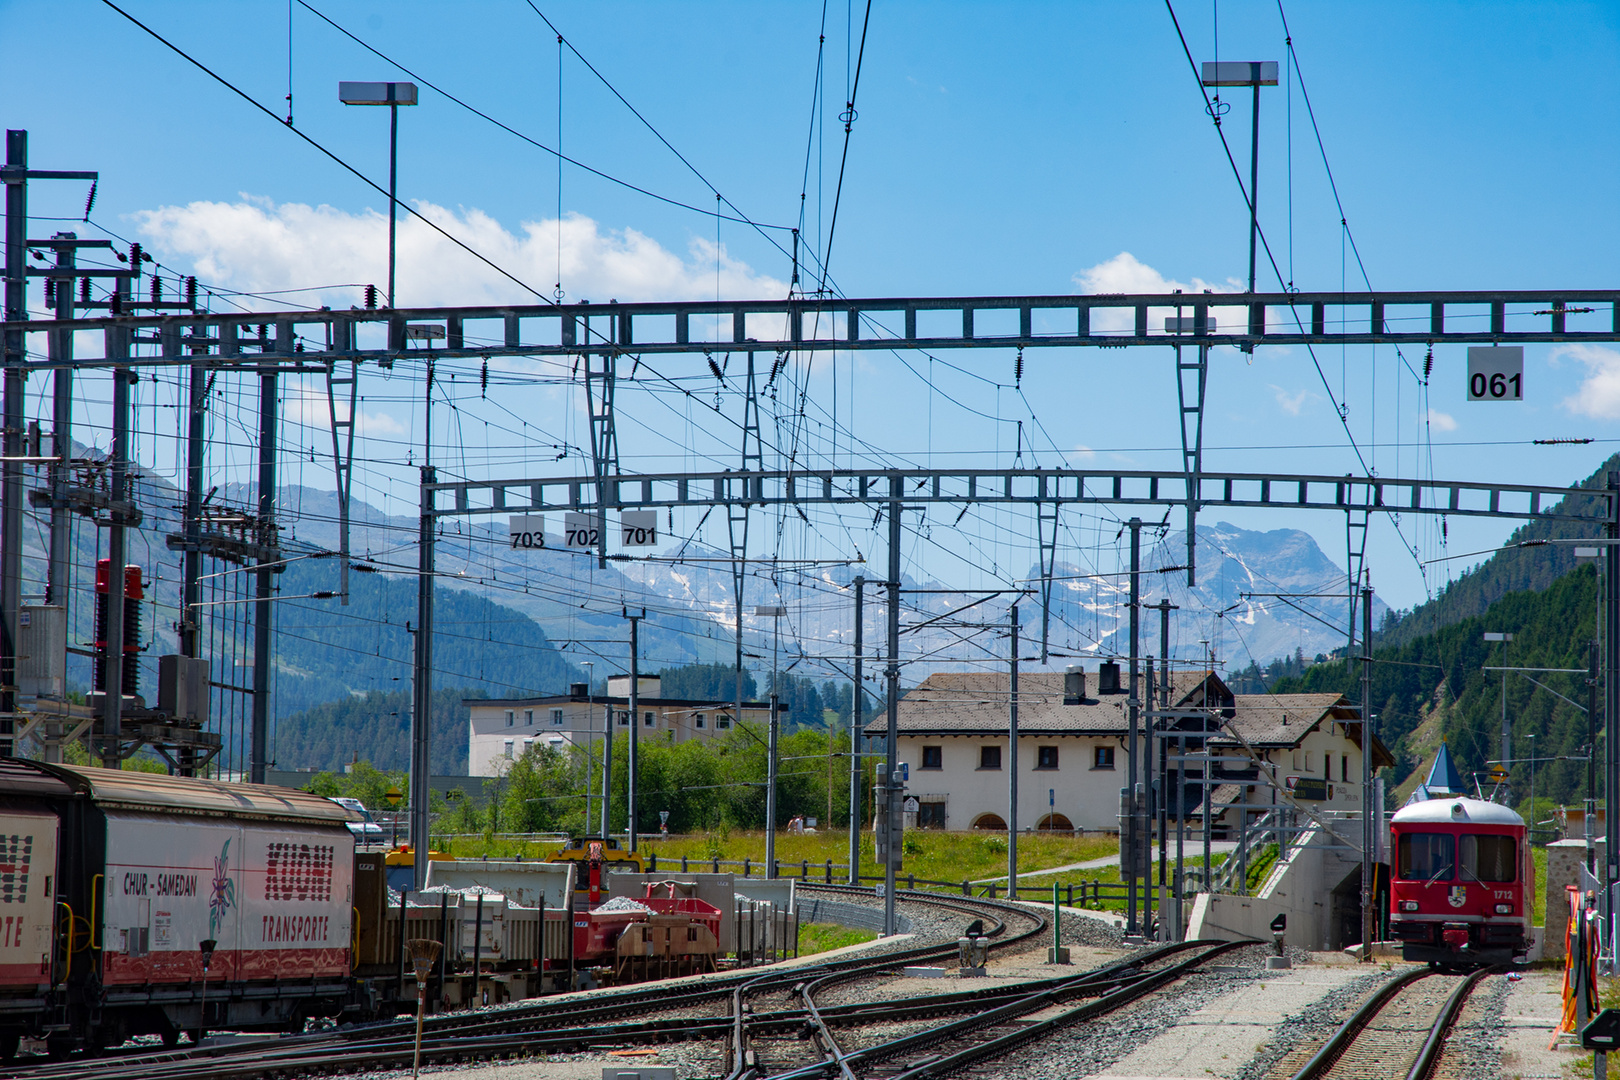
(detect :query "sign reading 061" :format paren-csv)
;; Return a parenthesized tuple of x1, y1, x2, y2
(1466, 346, 1524, 401)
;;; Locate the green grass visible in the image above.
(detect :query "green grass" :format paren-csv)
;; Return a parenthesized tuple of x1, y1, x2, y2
(798, 922, 878, 955)
(646, 829, 1117, 885)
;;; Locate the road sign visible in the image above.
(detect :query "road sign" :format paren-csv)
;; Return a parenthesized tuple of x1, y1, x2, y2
(1289, 777, 1328, 802)
(507, 515, 545, 549)
(385, 786, 403, 807)
(562, 512, 599, 549)
(1467, 346, 1524, 401)
(620, 510, 658, 547)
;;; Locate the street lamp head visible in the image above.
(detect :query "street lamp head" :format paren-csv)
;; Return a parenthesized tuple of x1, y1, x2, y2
(339, 81, 419, 106)
(1200, 61, 1278, 87)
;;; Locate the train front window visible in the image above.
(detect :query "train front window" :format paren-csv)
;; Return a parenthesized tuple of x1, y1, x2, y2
(1460, 834, 1516, 882)
(1397, 833, 1455, 882)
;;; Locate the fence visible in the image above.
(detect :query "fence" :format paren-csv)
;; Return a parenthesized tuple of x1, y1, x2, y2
(639, 852, 1154, 909)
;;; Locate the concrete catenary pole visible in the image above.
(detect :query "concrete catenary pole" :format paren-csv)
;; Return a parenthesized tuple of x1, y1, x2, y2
(1008, 602, 1019, 895)
(1360, 583, 1374, 960)
(849, 575, 864, 884)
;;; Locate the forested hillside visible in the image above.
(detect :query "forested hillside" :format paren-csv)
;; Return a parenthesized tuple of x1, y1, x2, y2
(1373, 453, 1618, 650)
(1272, 565, 1599, 815)
(269, 687, 481, 774)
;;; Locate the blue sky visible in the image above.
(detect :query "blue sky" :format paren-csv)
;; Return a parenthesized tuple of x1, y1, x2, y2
(3, 0, 1618, 662)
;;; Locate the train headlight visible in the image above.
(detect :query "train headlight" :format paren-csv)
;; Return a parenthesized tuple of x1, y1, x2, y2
(1399, 900, 1419, 912)
(1494, 903, 1514, 915)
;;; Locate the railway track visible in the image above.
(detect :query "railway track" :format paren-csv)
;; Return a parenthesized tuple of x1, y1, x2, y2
(1283, 967, 1492, 1080)
(731, 938, 1253, 1080)
(1, 885, 1047, 1080)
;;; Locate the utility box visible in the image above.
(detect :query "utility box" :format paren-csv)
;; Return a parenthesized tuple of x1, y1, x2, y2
(158, 654, 211, 723)
(17, 605, 66, 698)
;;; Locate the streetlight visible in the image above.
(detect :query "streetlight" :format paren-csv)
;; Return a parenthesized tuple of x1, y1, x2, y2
(1485, 631, 1515, 800)
(1199, 61, 1278, 301)
(581, 660, 595, 833)
(756, 604, 787, 878)
(338, 81, 418, 308)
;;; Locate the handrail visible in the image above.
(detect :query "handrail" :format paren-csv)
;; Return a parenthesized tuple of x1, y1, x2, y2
(89, 874, 103, 950)
(54, 901, 73, 982)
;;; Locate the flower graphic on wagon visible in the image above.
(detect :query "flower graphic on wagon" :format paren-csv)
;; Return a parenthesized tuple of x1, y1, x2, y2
(209, 838, 236, 939)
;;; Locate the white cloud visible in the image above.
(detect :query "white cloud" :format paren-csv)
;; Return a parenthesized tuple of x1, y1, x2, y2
(134, 196, 786, 309)
(1072, 252, 1243, 334)
(281, 384, 406, 437)
(1269, 385, 1311, 416)
(1422, 408, 1458, 432)
(1553, 344, 1620, 419)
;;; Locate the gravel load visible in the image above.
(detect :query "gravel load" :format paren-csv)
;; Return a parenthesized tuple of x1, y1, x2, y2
(592, 895, 654, 914)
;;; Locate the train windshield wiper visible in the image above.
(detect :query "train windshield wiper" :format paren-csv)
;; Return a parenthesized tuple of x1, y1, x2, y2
(1426, 862, 1453, 886)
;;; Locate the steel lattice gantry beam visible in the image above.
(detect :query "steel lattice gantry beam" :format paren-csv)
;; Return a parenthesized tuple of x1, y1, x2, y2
(6, 288, 1620, 367)
(425, 467, 1609, 526)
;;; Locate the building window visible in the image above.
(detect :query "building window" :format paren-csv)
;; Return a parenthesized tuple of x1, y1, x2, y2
(1093, 746, 1116, 770)
(978, 745, 1002, 770)
(1036, 746, 1059, 770)
(617, 711, 629, 726)
(505, 710, 515, 727)
(921, 745, 943, 770)
(644, 711, 655, 727)
(717, 715, 732, 729)
(503, 739, 514, 759)
(1341, 755, 1348, 781)
(1304, 750, 1316, 772)
(919, 802, 947, 829)
(695, 714, 706, 729)
(551, 709, 564, 726)
(524, 709, 534, 726)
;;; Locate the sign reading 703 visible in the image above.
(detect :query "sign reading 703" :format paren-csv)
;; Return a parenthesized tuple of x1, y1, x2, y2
(508, 515, 545, 549)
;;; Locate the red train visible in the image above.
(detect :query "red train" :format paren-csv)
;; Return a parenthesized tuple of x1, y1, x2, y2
(1387, 795, 1532, 967)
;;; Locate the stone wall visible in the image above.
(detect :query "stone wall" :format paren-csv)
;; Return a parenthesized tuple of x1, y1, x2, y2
(1543, 838, 1603, 961)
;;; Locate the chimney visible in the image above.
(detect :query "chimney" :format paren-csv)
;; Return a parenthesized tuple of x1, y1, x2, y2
(1063, 665, 1087, 705)
(1097, 661, 1123, 695)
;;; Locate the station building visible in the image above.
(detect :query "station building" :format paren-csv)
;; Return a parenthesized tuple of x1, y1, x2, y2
(866, 667, 1390, 833)
(466, 675, 777, 776)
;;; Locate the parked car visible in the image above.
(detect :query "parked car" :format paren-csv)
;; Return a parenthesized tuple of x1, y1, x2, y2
(328, 796, 386, 844)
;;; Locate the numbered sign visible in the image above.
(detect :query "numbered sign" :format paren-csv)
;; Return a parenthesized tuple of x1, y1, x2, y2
(1466, 346, 1524, 401)
(508, 515, 546, 550)
(621, 510, 659, 548)
(563, 512, 600, 550)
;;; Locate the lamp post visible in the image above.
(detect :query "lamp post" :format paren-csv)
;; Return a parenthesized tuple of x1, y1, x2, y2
(339, 81, 418, 308)
(581, 660, 595, 831)
(756, 604, 787, 878)
(1200, 61, 1278, 301)
(1485, 631, 1515, 801)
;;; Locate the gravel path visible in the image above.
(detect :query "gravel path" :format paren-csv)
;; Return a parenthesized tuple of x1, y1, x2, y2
(990, 944, 1277, 1079)
(1231, 967, 1394, 1080)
